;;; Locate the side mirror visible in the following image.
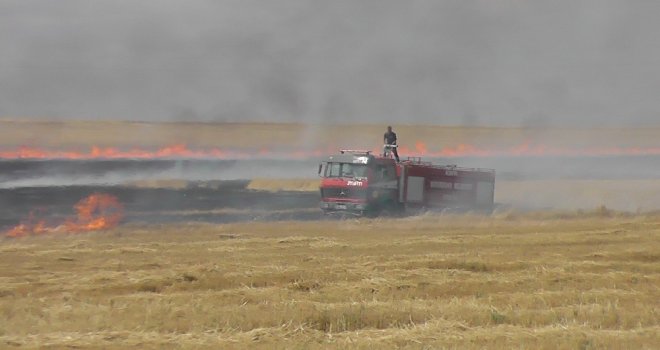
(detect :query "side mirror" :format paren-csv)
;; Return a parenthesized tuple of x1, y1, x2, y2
(318, 163, 323, 176)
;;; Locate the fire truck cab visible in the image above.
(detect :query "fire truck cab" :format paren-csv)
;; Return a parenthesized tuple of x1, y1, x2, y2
(318, 150, 495, 216)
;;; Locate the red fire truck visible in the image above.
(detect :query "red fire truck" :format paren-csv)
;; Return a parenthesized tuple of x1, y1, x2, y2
(318, 148, 495, 216)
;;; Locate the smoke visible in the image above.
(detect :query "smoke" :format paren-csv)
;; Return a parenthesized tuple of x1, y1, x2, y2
(0, 159, 318, 189)
(1, 1, 660, 126)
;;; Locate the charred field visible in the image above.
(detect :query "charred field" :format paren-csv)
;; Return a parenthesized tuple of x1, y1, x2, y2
(0, 158, 322, 233)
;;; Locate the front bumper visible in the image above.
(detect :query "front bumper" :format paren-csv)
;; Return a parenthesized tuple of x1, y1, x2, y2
(320, 201, 368, 212)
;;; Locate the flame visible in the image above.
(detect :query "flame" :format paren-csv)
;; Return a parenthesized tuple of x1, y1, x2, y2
(5, 193, 124, 237)
(0, 144, 232, 160)
(0, 142, 659, 160)
(395, 141, 660, 158)
(0, 144, 334, 160)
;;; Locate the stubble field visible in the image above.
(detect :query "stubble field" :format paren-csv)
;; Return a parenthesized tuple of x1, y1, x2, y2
(1, 213, 658, 349)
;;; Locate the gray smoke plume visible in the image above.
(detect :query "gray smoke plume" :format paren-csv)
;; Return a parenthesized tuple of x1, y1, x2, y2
(1, 0, 659, 126)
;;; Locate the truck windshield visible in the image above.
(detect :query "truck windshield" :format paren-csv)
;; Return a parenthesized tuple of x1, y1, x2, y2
(325, 163, 368, 178)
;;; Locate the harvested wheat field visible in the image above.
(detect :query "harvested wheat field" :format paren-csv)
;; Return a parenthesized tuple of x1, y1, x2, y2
(1, 213, 659, 349)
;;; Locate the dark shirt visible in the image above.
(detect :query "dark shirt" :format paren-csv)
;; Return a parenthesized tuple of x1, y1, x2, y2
(384, 131, 397, 145)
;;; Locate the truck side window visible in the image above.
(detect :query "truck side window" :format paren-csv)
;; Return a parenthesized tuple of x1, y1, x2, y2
(384, 165, 396, 181)
(373, 164, 396, 182)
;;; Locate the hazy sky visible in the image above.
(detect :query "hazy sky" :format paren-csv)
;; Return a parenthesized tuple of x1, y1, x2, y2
(1, 0, 659, 126)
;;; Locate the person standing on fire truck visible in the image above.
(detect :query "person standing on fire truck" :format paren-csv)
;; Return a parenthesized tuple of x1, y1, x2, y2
(383, 125, 400, 162)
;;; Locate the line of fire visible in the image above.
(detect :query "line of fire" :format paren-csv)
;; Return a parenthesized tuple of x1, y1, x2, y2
(2, 142, 660, 160)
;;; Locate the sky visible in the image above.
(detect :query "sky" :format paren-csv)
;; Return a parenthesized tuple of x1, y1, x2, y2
(1, 0, 659, 126)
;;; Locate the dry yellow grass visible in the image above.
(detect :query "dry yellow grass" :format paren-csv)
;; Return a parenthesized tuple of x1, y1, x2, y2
(2, 119, 659, 150)
(496, 179, 660, 212)
(0, 213, 658, 349)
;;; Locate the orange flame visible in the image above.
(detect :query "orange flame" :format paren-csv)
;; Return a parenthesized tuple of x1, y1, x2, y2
(393, 141, 660, 158)
(5, 193, 124, 237)
(0, 144, 335, 160)
(0, 142, 660, 160)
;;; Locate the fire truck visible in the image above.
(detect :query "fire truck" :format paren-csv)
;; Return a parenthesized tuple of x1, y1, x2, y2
(318, 147, 495, 216)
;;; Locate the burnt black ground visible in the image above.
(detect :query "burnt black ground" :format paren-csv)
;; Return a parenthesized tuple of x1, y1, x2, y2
(0, 159, 317, 188)
(0, 182, 321, 232)
(1, 156, 659, 187)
